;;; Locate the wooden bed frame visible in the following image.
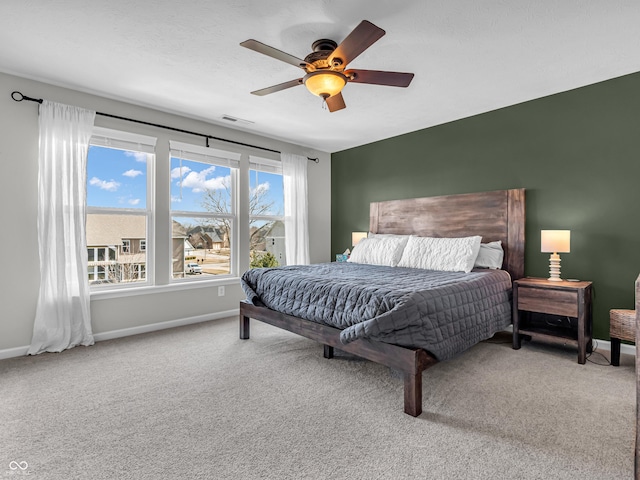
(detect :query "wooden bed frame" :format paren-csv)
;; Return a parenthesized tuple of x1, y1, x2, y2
(240, 188, 525, 416)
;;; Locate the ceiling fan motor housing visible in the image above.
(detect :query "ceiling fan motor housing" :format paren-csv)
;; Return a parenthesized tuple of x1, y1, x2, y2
(305, 39, 343, 71)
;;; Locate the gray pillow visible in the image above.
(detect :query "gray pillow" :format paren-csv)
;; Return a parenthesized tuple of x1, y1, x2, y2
(474, 241, 504, 269)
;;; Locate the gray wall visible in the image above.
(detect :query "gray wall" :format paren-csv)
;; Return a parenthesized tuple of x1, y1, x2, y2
(0, 72, 331, 352)
(332, 72, 640, 341)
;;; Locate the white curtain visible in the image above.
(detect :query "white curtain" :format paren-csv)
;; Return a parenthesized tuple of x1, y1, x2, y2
(282, 153, 310, 265)
(28, 101, 96, 355)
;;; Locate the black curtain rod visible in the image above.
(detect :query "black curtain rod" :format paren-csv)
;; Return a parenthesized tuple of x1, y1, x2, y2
(11, 91, 320, 163)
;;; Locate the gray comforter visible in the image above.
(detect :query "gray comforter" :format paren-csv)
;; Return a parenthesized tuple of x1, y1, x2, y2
(241, 262, 512, 361)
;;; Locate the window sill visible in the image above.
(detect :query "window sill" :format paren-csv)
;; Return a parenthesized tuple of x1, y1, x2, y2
(90, 277, 241, 301)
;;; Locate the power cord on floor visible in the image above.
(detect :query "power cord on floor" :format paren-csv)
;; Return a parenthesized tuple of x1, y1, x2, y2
(586, 340, 612, 366)
(490, 329, 615, 366)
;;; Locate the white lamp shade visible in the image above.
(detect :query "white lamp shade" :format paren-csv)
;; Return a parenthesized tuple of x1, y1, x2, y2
(351, 231, 368, 246)
(541, 230, 570, 253)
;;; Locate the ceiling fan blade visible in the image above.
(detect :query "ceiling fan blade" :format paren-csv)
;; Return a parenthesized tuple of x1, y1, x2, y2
(251, 78, 303, 96)
(326, 93, 346, 112)
(240, 39, 311, 69)
(328, 20, 385, 67)
(345, 69, 414, 87)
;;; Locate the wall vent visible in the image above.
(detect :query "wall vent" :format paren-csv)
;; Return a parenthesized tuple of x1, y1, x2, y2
(221, 114, 254, 125)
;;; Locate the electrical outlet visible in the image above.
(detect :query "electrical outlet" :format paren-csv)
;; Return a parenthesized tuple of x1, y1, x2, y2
(218, 286, 225, 297)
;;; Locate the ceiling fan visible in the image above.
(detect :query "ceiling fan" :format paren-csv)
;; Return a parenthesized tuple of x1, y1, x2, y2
(240, 20, 414, 112)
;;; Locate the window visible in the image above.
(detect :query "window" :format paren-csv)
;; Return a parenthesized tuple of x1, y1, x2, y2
(139, 240, 146, 252)
(86, 127, 155, 287)
(249, 157, 285, 268)
(133, 263, 146, 280)
(88, 265, 106, 282)
(169, 141, 240, 280)
(87, 247, 117, 263)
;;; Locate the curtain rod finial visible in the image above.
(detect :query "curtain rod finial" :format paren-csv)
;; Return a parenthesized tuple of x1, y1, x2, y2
(11, 91, 43, 104)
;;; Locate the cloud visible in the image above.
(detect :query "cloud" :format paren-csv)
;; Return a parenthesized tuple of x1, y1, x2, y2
(89, 177, 120, 192)
(128, 198, 141, 206)
(171, 195, 182, 203)
(171, 166, 191, 179)
(125, 151, 148, 162)
(123, 169, 143, 178)
(180, 166, 230, 193)
(251, 182, 270, 196)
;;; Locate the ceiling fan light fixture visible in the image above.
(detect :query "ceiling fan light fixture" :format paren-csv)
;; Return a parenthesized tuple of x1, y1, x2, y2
(303, 70, 347, 98)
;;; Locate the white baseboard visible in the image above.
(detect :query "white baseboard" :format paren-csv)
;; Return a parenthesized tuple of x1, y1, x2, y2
(0, 309, 239, 360)
(501, 326, 635, 357)
(0, 345, 30, 360)
(593, 338, 635, 356)
(92, 309, 239, 342)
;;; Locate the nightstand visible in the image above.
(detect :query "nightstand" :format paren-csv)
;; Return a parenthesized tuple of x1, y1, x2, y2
(512, 277, 593, 364)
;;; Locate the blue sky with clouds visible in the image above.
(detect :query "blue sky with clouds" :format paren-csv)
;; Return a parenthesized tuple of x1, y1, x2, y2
(86, 146, 284, 216)
(86, 146, 147, 209)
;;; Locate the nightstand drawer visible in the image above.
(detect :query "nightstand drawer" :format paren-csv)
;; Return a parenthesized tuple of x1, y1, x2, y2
(517, 286, 578, 317)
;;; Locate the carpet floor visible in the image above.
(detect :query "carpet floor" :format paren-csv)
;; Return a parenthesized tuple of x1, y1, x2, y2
(0, 317, 634, 479)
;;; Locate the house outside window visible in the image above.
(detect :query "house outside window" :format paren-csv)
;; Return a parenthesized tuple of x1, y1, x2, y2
(139, 240, 146, 252)
(134, 263, 146, 280)
(87, 247, 117, 263)
(249, 156, 285, 268)
(169, 141, 240, 280)
(86, 127, 156, 287)
(88, 265, 106, 282)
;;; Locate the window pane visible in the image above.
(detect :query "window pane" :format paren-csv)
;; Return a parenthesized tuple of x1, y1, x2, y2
(249, 170, 283, 217)
(249, 169, 285, 268)
(87, 145, 147, 209)
(170, 151, 236, 281)
(87, 138, 151, 289)
(172, 216, 231, 278)
(170, 157, 232, 214)
(87, 213, 147, 285)
(249, 220, 285, 268)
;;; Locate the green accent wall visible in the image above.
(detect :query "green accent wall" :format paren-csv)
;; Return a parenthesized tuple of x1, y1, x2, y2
(331, 72, 640, 341)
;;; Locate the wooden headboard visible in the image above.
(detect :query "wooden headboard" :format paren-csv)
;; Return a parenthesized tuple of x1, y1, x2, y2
(369, 188, 525, 280)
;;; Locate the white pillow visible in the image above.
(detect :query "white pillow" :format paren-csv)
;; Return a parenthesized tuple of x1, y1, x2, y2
(474, 241, 504, 269)
(347, 235, 409, 267)
(397, 235, 482, 273)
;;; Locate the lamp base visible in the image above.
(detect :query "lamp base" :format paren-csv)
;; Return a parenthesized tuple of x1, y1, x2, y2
(548, 253, 562, 281)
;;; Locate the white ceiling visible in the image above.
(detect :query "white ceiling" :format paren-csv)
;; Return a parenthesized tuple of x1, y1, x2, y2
(1, 1, 639, 153)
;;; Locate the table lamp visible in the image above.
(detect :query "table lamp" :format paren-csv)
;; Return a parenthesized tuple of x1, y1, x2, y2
(351, 232, 367, 248)
(541, 230, 570, 281)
